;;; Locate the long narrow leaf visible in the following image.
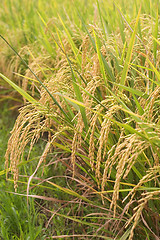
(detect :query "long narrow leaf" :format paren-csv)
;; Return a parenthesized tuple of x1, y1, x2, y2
(0, 73, 37, 104)
(120, 7, 141, 89)
(58, 14, 82, 67)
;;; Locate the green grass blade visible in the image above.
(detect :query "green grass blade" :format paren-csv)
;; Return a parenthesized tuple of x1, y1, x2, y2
(120, 7, 141, 90)
(135, 0, 142, 39)
(0, 73, 37, 104)
(52, 212, 113, 236)
(131, 65, 160, 88)
(152, 7, 159, 90)
(112, 82, 148, 98)
(133, 94, 144, 115)
(96, 0, 107, 41)
(146, 57, 160, 84)
(58, 14, 82, 67)
(47, 180, 93, 204)
(77, 10, 115, 82)
(93, 29, 108, 87)
(152, 36, 160, 46)
(119, 227, 132, 240)
(153, 8, 158, 63)
(120, 41, 127, 65)
(118, 10, 126, 44)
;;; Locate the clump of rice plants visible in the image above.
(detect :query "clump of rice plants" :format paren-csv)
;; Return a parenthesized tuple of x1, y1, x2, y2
(1, 0, 160, 239)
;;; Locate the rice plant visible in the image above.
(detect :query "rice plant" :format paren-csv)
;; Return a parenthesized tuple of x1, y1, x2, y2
(0, 0, 160, 239)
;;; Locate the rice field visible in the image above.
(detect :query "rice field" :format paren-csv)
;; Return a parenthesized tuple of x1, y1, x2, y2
(0, 0, 160, 239)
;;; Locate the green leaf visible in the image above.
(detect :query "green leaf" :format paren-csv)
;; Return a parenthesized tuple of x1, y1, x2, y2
(77, 10, 115, 83)
(120, 7, 141, 90)
(93, 29, 108, 87)
(146, 57, 160, 84)
(58, 14, 82, 67)
(0, 73, 37, 104)
(112, 82, 148, 98)
(153, 8, 158, 63)
(47, 180, 93, 204)
(119, 227, 132, 240)
(133, 94, 144, 115)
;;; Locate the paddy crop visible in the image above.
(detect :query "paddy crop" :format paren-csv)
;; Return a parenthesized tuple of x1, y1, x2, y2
(0, 0, 160, 239)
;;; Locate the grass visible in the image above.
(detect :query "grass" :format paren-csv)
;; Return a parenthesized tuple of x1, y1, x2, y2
(0, 0, 160, 239)
(0, 192, 44, 240)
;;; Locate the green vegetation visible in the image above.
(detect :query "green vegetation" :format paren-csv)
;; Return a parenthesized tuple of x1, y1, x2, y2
(0, 0, 160, 239)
